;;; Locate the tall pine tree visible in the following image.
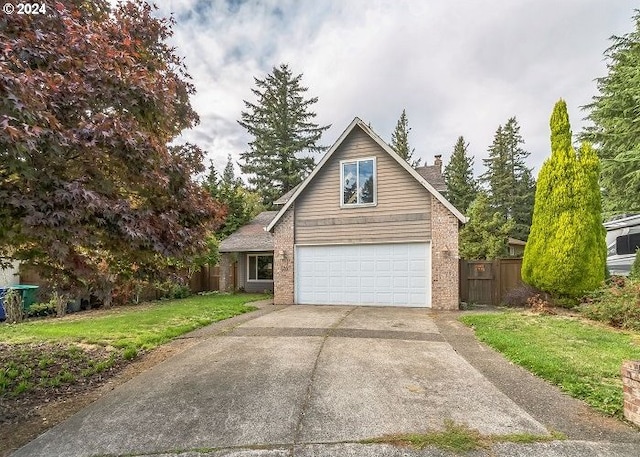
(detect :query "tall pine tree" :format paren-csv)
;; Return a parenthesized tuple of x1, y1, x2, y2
(459, 193, 514, 260)
(522, 100, 606, 297)
(582, 11, 640, 216)
(481, 117, 535, 240)
(222, 154, 241, 187)
(443, 136, 477, 214)
(391, 109, 420, 167)
(238, 64, 330, 208)
(204, 156, 263, 239)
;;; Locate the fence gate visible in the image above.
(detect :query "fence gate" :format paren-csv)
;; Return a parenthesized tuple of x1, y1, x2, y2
(459, 259, 523, 306)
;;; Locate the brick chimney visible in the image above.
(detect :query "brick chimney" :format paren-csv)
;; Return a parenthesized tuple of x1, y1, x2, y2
(434, 155, 442, 173)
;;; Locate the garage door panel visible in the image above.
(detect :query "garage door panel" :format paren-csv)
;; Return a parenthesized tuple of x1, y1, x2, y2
(393, 276, 408, 288)
(295, 243, 430, 307)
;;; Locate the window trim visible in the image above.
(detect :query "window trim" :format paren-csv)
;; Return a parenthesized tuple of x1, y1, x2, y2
(339, 157, 377, 208)
(246, 253, 274, 282)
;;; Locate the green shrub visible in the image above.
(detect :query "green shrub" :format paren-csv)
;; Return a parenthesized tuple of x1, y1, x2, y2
(581, 280, 640, 330)
(158, 281, 192, 300)
(522, 101, 606, 297)
(27, 302, 57, 318)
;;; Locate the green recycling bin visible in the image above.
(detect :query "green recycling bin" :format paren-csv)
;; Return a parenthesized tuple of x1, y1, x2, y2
(10, 285, 39, 311)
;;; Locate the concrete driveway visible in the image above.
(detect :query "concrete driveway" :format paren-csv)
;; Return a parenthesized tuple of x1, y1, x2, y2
(13, 304, 640, 457)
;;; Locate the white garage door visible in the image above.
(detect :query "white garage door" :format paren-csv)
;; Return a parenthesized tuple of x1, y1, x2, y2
(295, 243, 430, 307)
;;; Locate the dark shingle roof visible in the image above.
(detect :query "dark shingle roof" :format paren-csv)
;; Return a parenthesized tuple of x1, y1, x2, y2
(218, 211, 277, 253)
(273, 184, 300, 205)
(415, 165, 447, 193)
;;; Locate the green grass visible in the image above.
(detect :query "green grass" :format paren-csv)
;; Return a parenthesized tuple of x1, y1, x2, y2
(0, 293, 267, 351)
(460, 311, 640, 418)
(0, 293, 268, 398)
(362, 419, 564, 453)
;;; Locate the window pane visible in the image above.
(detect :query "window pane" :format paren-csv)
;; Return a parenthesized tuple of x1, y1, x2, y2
(616, 235, 631, 255)
(257, 255, 273, 280)
(343, 162, 357, 205)
(249, 256, 257, 280)
(358, 160, 374, 204)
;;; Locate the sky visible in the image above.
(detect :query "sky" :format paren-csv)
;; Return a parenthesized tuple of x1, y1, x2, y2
(152, 0, 636, 179)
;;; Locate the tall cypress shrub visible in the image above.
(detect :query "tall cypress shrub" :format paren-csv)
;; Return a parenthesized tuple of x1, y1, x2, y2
(522, 100, 606, 297)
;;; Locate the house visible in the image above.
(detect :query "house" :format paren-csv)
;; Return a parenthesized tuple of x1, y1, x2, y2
(219, 117, 466, 309)
(414, 155, 446, 193)
(507, 238, 526, 257)
(0, 260, 20, 287)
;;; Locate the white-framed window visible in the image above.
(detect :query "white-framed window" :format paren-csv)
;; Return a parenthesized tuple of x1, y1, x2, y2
(340, 157, 376, 207)
(247, 254, 274, 281)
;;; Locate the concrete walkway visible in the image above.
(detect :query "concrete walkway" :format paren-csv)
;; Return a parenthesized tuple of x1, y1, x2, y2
(12, 305, 640, 457)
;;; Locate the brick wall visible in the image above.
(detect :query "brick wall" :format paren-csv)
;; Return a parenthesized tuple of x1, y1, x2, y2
(273, 206, 295, 304)
(430, 195, 460, 310)
(622, 360, 640, 427)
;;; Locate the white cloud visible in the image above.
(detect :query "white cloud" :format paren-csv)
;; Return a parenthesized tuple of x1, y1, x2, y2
(154, 0, 636, 178)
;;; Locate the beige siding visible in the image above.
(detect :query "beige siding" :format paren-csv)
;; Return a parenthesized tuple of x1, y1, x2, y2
(295, 126, 432, 244)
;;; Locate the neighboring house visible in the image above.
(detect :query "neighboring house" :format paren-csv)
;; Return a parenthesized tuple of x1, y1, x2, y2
(0, 260, 20, 287)
(507, 238, 526, 257)
(219, 117, 466, 309)
(414, 155, 446, 193)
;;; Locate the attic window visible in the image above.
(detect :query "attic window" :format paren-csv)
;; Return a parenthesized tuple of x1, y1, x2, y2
(341, 158, 376, 207)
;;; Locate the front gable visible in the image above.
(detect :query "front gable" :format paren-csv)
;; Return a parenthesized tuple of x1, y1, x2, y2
(267, 117, 464, 244)
(294, 126, 435, 244)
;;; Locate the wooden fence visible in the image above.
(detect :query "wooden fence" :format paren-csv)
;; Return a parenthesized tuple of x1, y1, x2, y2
(189, 264, 221, 293)
(19, 263, 228, 304)
(459, 258, 523, 305)
(189, 263, 238, 293)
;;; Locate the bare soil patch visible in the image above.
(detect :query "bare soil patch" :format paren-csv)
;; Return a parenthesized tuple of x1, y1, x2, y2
(0, 338, 197, 457)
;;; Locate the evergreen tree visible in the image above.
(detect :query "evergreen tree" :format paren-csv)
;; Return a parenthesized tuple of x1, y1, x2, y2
(222, 154, 240, 186)
(238, 64, 330, 208)
(582, 11, 640, 216)
(443, 136, 477, 214)
(511, 167, 536, 241)
(459, 193, 515, 260)
(481, 117, 535, 240)
(204, 157, 264, 239)
(203, 160, 220, 199)
(391, 109, 420, 167)
(522, 100, 606, 297)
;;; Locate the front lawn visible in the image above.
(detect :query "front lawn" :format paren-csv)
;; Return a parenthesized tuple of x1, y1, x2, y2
(0, 293, 267, 401)
(1, 292, 267, 350)
(460, 312, 640, 418)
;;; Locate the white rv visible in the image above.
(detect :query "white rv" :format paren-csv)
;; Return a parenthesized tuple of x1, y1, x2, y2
(604, 214, 640, 276)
